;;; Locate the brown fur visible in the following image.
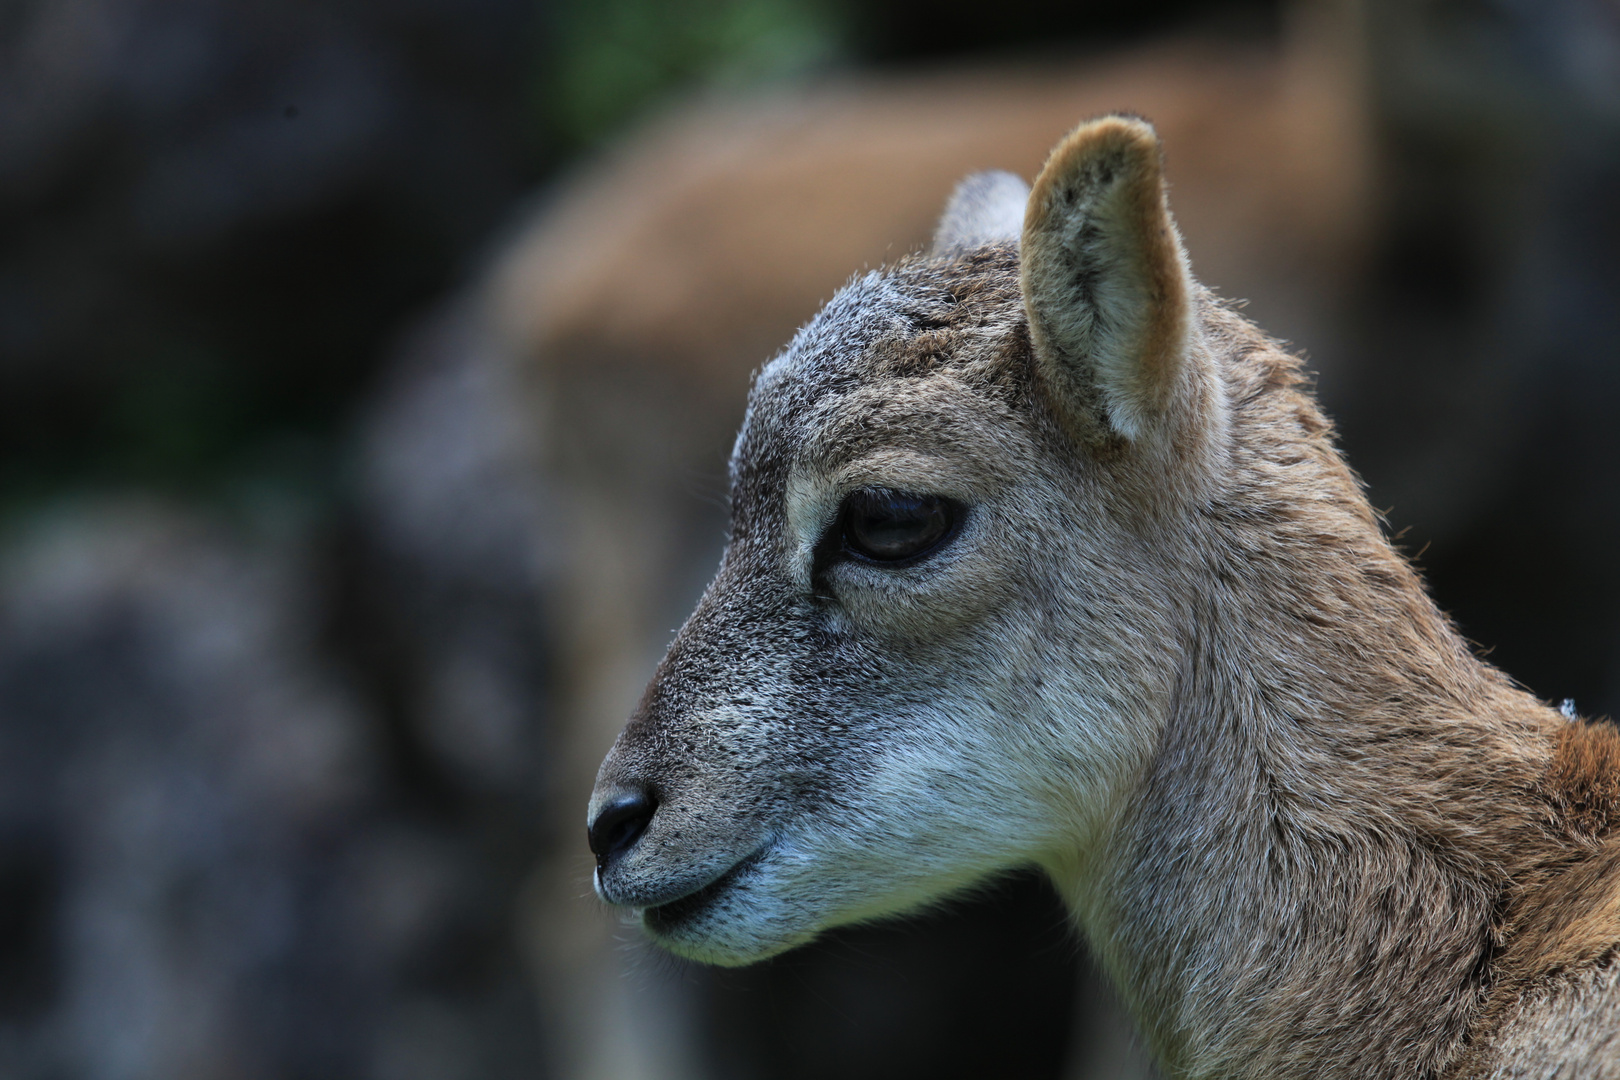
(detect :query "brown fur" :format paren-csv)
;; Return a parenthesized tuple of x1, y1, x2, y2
(1441, 722, 1620, 1075)
(1545, 721, 1620, 841)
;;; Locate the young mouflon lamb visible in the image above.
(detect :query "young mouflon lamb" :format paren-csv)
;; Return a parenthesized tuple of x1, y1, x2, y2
(586, 116, 1620, 1078)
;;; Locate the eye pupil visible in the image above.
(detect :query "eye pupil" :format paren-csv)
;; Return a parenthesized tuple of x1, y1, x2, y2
(842, 489, 957, 564)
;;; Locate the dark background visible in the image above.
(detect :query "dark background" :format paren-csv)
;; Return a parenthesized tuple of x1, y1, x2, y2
(1, 0, 1616, 1078)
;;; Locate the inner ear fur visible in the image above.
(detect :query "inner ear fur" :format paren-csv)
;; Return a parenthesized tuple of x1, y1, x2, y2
(1021, 115, 1194, 445)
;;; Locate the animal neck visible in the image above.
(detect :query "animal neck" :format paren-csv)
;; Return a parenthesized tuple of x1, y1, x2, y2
(1055, 487, 1563, 1079)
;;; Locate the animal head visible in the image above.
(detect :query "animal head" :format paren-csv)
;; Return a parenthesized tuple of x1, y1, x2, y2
(587, 116, 1344, 964)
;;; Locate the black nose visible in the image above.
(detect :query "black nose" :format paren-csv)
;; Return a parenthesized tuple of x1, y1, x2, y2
(588, 789, 656, 868)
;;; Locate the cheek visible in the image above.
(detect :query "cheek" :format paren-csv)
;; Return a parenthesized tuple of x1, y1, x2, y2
(834, 560, 1023, 637)
(808, 632, 1048, 782)
(787, 695, 1070, 880)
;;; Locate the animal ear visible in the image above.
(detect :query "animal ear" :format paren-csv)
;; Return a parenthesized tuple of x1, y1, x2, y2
(1021, 116, 1194, 444)
(931, 170, 1029, 254)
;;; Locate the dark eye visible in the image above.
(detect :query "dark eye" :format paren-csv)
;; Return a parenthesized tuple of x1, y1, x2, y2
(840, 489, 961, 565)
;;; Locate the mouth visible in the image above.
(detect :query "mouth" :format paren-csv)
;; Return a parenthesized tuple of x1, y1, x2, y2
(639, 848, 764, 935)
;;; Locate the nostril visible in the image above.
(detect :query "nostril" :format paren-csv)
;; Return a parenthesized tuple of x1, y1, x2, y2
(588, 790, 656, 867)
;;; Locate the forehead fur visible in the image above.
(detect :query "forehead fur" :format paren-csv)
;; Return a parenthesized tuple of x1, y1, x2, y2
(731, 246, 1032, 498)
(731, 240, 1331, 522)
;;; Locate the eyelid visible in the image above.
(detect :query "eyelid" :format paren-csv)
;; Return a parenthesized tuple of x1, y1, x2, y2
(827, 451, 982, 498)
(813, 488, 965, 584)
(783, 451, 984, 590)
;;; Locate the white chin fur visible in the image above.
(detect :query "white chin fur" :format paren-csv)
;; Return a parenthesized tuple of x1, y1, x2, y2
(638, 867, 822, 966)
(637, 819, 1038, 966)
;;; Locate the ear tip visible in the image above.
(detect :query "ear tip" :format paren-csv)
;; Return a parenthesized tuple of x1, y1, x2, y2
(1077, 112, 1160, 142)
(947, 169, 1031, 214)
(1101, 112, 1159, 134)
(1023, 114, 1167, 238)
(933, 169, 1030, 254)
(1042, 113, 1163, 181)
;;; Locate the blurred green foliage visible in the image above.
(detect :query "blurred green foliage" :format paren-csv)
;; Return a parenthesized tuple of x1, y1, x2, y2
(542, 0, 850, 152)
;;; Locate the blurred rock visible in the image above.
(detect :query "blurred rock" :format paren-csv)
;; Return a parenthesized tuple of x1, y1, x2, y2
(0, 500, 546, 1079)
(0, 0, 544, 493)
